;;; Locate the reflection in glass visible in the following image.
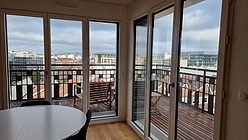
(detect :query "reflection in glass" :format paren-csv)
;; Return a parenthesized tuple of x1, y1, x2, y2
(177, 0, 222, 139)
(150, 7, 174, 139)
(50, 19, 82, 106)
(132, 16, 148, 131)
(89, 21, 118, 118)
(6, 15, 45, 107)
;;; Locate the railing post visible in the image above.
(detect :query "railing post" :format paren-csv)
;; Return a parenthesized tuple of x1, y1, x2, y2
(76, 70, 82, 94)
(16, 75, 22, 101)
(194, 91, 199, 108)
(202, 71, 206, 113)
(208, 94, 214, 114)
(162, 82, 164, 95)
(27, 85, 33, 100)
(27, 70, 33, 100)
(68, 74, 73, 97)
(54, 75, 59, 98)
(178, 86, 182, 103)
(188, 89, 192, 105)
(150, 80, 155, 92)
(17, 85, 22, 101)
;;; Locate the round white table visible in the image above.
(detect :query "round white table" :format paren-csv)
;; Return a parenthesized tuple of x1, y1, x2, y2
(0, 105, 86, 140)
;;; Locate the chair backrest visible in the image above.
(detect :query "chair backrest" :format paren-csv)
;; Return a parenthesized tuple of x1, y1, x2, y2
(89, 82, 111, 101)
(73, 109, 92, 140)
(21, 100, 51, 107)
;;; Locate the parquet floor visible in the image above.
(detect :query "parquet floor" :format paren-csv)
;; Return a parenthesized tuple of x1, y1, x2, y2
(87, 122, 142, 140)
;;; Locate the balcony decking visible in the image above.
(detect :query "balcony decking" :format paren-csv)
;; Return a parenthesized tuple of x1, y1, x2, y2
(11, 95, 214, 140)
(152, 96, 214, 140)
(10, 97, 115, 112)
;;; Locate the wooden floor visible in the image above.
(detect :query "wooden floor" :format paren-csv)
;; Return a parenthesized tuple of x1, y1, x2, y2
(11, 96, 214, 140)
(10, 97, 116, 113)
(87, 122, 142, 140)
(151, 96, 214, 140)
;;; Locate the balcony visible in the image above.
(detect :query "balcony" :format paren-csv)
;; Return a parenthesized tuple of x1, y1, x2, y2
(9, 64, 215, 139)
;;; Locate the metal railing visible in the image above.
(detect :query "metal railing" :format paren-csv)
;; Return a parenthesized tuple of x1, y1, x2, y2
(9, 64, 116, 101)
(9, 64, 216, 115)
(134, 65, 217, 115)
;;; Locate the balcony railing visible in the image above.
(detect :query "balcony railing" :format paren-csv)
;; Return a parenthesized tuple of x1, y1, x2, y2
(9, 64, 216, 115)
(135, 64, 217, 115)
(9, 64, 116, 101)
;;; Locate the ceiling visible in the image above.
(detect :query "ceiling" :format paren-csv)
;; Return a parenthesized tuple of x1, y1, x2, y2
(77, 0, 136, 5)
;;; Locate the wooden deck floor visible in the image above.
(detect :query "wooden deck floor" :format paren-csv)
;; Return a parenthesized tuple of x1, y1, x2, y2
(10, 97, 115, 113)
(10, 96, 214, 140)
(151, 96, 214, 140)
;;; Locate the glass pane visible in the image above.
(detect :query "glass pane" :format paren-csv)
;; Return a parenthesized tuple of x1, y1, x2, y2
(89, 21, 118, 118)
(132, 16, 148, 131)
(50, 19, 82, 107)
(6, 15, 45, 108)
(177, 0, 222, 139)
(150, 7, 174, 139)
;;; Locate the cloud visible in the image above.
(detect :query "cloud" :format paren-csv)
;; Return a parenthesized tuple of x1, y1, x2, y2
(8, 31, 43, 41)
(6, 15, 44, 53)
(181, 28, 220, 52)
(89, 22, 117, 53)
(5, 0, 222, 56)
(6, 16, 118, 54)
(90, 30, 117, 53)
(135, 26, 147, 55)
(180, 0, 222, 53)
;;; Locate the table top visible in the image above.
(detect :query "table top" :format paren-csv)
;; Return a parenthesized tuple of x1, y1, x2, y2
(0, 105, 86, 140)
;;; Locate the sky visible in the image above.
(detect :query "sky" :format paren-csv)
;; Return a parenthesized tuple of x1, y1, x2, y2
(7, 17, 117, 55)
(136, 0, 222, 55)
(6, 0, 222, 55)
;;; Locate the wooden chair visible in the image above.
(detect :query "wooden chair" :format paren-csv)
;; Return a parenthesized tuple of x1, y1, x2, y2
(73, 82, 113, 110)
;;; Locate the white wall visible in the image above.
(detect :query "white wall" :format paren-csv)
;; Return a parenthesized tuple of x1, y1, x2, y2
(224, 0, 248, 139)
(0, 0, 124, 20)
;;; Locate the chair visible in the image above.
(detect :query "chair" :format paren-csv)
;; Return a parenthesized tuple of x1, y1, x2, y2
(67, 109, 92, 140)
(74, 82, 114, 110)
(21, 100, 51, 107)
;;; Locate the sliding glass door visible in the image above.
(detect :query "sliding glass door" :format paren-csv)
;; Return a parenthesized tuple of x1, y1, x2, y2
(5, 12, 120, 119)
(176, 0, 222, 139)
(50, 17, 83, 106)
(132, 16, 148, 131)
(6, 14, 45, 107)
(131, 0, 223, 139)
(89, 21, 118, 118)
(149, 6, 174, 140)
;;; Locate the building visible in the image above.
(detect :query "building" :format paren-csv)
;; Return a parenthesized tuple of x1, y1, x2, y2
(0, 0, 247, 140)
(8, 51, 44, 70)
(91, 52, 116, 64)
(181, 51, 218, 68)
